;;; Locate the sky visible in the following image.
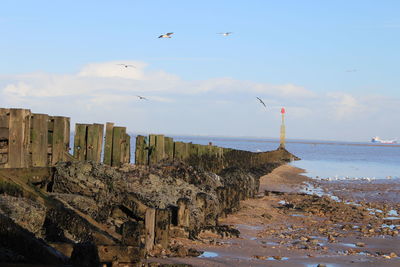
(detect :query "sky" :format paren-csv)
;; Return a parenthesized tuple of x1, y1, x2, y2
(1, 0, 399, 141)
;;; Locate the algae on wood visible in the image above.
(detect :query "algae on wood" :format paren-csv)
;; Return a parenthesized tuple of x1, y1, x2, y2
(135, 135, 148, 165)
(111, 127, 126, 167)
(154, 209, 170, 249)
(103, 122, 114, 165)
(164, 137, 174, 162)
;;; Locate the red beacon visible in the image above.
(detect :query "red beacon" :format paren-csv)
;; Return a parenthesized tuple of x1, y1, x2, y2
(281, 107, 285, 114)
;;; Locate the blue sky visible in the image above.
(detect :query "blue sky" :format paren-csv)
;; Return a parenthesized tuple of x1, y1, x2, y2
(1, 1, 399, 141)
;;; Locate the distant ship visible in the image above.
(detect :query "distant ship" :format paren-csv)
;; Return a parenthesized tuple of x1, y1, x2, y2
(371, 136, 397, 144)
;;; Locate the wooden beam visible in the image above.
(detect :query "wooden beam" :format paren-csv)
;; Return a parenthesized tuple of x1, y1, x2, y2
(86, 124, 104, 163)
(7, 109, 31, 168)
(31, 114, 49, 167)
(145, 208, 156, 252)
(111, 127, 126, 167)
(51, 116, 70, 165)
(164, 137, 174, 162)
(103, 122, 114, 165)
(155, 135, 165, 163)
(73, 124, 88, 161)
(135, 135, 148, 165)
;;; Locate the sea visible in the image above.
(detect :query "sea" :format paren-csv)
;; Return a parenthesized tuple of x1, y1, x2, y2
(129, 135, 400, 181)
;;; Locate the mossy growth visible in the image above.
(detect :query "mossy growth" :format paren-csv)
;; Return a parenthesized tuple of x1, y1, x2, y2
(0, 180, 23, 197)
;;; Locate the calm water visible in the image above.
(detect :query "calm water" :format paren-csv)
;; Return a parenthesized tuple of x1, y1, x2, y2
(129, 135, 400, 180)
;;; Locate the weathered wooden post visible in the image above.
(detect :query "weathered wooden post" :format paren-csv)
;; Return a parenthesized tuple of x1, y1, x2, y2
(173, 142, 185, 161)
(197, 144, 207, 157)
(122, 132, 131, 164)
(134, 135, 145, 165)
(86, 123, 104, 163)
(189, 143, 198, 159)
(7, 109, 31, 168)
(155, 135, 165, 163)
(103, 122, 114, 165)
(0, 109, 9, 168)
(164, 137, 174, 162)
(177, 198, 190, 228)
(31, 113, 49, 167)
(154, 209, 170, 249)
(148, 134, 157, 165)
(111, 126, 126, 167)
(135, 135, 148, 165)
(50, 116, 70, 165)
(145, 208, 156, 252)
(73, 124, 88, 161)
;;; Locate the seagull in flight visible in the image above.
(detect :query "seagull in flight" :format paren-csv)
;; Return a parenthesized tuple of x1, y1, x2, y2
(136, 95, 148, 100)
(256, 97, 267, 109)
(158, 32, 174, 38)
(117, 64, 136, 68)
(345, 69, 358, 73)
(217, 32, 233, 36)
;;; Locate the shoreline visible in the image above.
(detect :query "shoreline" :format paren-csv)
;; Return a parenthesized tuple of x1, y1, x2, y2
(148, 164, 400, 267)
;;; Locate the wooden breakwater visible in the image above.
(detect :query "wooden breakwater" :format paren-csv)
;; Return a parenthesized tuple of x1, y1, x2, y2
(0, 108, 130, 169)
(135, 134, 297, 173)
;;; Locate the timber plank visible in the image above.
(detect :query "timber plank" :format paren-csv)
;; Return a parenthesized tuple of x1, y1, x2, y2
(31, 114, 49, 167)
(111, 127, 126, 167)
(145, 208, 156, 252)
(103, 122, 114, 165)
(51, 116, 70, 165)
(73, 124, 88, 161)
(7, 109, 31, 168)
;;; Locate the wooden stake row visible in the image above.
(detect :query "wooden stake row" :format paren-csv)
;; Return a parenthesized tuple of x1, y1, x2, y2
(73, 122, 130, 167)
(0, 108, 70, 168)
(0, 108, 132, 168)
(135, 134, 229, 165)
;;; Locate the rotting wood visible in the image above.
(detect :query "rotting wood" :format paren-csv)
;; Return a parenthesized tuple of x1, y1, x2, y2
(7, 109, 31, 168)
(164, 137, 174, 162)
(73, 124, 88, 161)
(154, 209, 170, 249)
(31, 114, 49, 167)
(51, 116, 70, 165)
(135, 135, 148, 165)
(148, 134, 157, 165)
(145, 208, 156, 252)
(155, 134, 165, 163)
(111, 127, 126, 167)
(177, 198, 190, 228)
(86, 124, 104, 163)
(103, 122, 114, 165)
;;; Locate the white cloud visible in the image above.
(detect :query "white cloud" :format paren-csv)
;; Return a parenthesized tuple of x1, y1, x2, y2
(1, 60, 399, 141)
(78, 61, 147, 80)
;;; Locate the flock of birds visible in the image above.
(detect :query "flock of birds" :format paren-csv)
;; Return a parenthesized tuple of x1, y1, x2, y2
(115, 31, 357, 108)
(115, 31, 270, 106)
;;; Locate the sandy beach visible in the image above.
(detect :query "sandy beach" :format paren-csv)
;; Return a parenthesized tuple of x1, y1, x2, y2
(147, 164, 400, 267)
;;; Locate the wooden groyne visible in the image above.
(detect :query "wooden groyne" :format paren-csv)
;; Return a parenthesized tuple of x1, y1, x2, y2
(0, 107, 298, 266)
(135, 134, 297, 173)
(0, 108, 130, 169)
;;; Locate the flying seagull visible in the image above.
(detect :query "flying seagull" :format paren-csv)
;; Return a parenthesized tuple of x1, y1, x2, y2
(256, 97, 267, 109)
(345, 69, 358, 73)
(158, 32, 174, 38)
(217, 32, 233, 36)
(117, 64, 136, 68)
(137, 95, 148, 100)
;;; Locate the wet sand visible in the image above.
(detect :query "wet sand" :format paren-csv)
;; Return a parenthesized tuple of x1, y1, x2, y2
(148, 165, 400, 267)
